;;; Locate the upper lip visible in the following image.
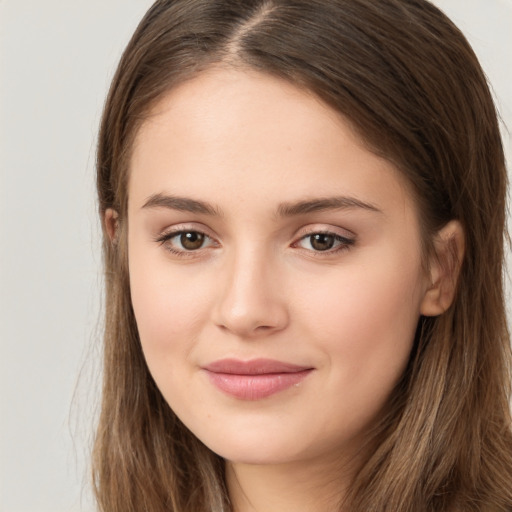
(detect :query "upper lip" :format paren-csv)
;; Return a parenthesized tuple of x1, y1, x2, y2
(203, 358, 313, 375)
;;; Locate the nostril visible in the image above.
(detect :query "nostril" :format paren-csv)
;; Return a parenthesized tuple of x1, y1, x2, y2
(255, 325, 273, 331)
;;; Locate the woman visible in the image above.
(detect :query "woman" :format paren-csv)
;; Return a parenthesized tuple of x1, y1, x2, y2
(93, 0, 512, 510)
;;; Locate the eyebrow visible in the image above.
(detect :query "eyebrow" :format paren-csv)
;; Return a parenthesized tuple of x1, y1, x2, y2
(141, 193, 381, 217)
(277, 196, 381, 217)
(142, 193, 220, 216)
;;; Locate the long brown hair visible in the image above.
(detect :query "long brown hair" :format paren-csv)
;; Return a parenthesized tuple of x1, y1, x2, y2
(93, 1, 512, 510)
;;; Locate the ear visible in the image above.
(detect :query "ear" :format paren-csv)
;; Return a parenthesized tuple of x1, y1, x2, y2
(420, 220, 465, 317)
(104, 208, 119, 244)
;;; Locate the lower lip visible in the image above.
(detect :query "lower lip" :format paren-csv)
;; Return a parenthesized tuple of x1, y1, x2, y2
(204, 369, 313, 400)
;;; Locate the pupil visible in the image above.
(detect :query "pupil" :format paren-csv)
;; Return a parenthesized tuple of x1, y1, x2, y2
(311, 233, 334, 251)
(181, 232, 204, 250)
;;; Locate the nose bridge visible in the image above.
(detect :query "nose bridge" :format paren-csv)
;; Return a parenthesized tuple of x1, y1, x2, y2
(214, 242, 288, 337)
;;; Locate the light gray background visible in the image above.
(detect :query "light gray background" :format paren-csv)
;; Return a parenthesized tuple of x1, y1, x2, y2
(0, 1, 511, 511)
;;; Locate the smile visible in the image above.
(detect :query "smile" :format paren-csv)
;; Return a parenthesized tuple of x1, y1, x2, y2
(202, 358, 314, 400)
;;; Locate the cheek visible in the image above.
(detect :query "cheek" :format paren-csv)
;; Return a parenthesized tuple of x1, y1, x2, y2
(306, 263, 419, 319)
(297, 249, 424, 387)
(128, 242, 210, 360)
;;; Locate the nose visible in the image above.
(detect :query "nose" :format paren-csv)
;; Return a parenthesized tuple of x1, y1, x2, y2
(212, 247, 289, 338)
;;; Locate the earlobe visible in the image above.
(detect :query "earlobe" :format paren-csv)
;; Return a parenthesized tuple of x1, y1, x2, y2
(420, 220, 465, 317)
(104, 208, 119, 244)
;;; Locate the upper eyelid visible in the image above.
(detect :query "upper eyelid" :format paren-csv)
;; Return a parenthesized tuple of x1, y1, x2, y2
(153, 223, 356, 245)
(293, 224, 356, 240)
(156, 229, 211, 242)
(155, 232, 217, 250)
(155, 223, 216, 239)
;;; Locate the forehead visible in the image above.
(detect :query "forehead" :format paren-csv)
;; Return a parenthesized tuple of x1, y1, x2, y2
(129, 66, 416, 220)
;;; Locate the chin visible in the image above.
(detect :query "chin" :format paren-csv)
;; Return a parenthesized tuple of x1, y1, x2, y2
(213, 443, 303, 466)
(195, 424, 330, 466)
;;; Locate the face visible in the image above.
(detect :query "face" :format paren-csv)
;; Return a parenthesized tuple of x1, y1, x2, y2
(127, 67, 432, 467)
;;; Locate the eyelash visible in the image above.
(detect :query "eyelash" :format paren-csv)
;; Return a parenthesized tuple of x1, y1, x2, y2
(154, 229, 218, 257)
(154, 228, 355, 258)
(292, 231, 355, 255)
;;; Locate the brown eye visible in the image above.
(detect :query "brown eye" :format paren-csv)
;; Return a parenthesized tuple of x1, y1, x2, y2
(295, 231, 354, 254)
(180, 231, 205, 250)
(309, 233, 335, 251)
(156, 229, 216, 255)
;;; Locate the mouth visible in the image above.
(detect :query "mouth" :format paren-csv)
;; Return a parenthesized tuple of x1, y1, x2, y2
(202, 358, 314, 400)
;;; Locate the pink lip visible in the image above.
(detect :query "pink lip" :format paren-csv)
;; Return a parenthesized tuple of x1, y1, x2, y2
(202, 358, 314, 400)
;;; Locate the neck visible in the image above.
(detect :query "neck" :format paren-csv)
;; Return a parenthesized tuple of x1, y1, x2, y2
(226, 454, 357, 512)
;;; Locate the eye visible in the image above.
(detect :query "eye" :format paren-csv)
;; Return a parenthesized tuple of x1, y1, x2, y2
(296, 232, 354, 253)
(156, 229, 216, 253)
(176, 231, 207, 250)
